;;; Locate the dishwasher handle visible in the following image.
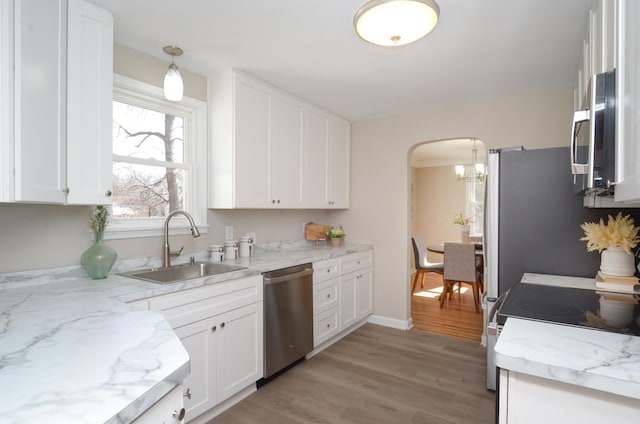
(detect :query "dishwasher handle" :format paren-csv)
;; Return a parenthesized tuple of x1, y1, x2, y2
(263, 268, 313, 285)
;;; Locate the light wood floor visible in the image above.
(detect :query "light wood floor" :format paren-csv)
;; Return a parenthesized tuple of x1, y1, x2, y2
(411, 272, 484, 342)
(211, 324, 495, 424)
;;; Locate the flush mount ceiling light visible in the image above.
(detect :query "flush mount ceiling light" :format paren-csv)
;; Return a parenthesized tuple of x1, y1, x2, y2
(163, 45, 184, 101)
(354, 0, 440, 47)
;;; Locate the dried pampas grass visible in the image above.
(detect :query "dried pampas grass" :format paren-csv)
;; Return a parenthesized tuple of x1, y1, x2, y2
(580, 212, 640, 253)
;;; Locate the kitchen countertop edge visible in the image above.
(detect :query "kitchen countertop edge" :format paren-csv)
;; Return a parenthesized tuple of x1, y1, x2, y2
(495, 317, 640, 401)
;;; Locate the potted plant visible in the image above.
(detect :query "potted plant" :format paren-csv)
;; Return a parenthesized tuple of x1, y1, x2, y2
(449, 210, 474, 243)
(81, 206, 118, 279)
(327, 228, 346, 247)
(580, 212, 640, 277)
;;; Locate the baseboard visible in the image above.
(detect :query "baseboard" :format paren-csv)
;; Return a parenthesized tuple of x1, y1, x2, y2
(367, 314, 412, 330)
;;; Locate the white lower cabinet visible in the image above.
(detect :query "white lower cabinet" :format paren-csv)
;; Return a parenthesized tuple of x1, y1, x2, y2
(149, 275, 263, 423)
(132, 384, 185, 424)
(499, 369, 640, 424)
(312, 250, 373, 350)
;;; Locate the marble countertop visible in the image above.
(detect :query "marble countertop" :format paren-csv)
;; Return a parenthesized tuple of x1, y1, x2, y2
(0, 241, 372, 424)
(495, 318, 640, 400)
(495, 273, 640, 400)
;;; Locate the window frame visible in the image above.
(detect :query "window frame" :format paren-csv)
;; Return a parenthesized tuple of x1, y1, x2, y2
(466, 177, 485, 237)
(105, 74, 208, 240)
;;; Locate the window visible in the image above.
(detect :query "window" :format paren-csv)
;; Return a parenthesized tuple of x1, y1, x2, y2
(466, 177, 485, 237)
(107, 75, 207, 239)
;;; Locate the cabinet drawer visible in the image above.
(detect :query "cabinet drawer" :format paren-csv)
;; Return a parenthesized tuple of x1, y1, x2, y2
(149, 274, 263, 328)
(313, 258, 340, 283)
(340, 251, 372, 274)
(313, 277, 339, 314)
(314, 307, 339, 347)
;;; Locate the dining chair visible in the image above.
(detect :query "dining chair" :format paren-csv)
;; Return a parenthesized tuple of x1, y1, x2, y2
(440, 242, 482, 312)
(411, 236, 444, 293)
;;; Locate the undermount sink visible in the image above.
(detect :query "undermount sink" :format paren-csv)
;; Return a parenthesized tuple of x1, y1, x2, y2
(119, 261, 247, 284)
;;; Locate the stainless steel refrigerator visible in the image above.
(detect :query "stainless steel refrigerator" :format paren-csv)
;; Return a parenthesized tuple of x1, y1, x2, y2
(482, 146, 640, 390)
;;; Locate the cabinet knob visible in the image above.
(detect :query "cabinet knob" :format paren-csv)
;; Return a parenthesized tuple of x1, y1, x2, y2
(326, 269, 330, 273)
(183, 388, 192, 399)
(326, 323, 330, 328)
(220, 322, 225, 328)
(105, 190, 112, 197)
(173, 408, 186, 420)
(211, 325, 217, 332)
(62, 187, 70, 194)
(327, 293, 331, 298)
(272, 200, 276, 204)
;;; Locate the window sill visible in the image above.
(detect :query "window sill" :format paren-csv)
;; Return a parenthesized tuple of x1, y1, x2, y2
(103, 220, 209, 240)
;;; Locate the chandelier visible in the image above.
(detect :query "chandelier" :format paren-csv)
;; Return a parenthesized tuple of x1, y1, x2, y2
(455, 139, 485, 182)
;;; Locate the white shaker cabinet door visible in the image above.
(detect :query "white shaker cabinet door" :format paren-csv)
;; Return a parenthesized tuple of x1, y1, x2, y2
(14, 0, 67, 203)
(327, 116, 350, 208)
(270, 93, 305, 208)
(216, 301, 263, 402)
(66, 0, 113, 205)
(615, 0, 640, 202)
(174, 316, 218, 420)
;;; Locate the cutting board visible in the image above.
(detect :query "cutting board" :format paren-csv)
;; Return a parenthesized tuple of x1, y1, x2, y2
(305, 222, 333, 241)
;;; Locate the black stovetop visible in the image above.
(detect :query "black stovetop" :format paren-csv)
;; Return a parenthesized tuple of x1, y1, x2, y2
(497, 282, 640, 336)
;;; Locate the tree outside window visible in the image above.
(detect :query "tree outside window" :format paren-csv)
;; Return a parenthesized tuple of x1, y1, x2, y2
(112, 101, 187, 219)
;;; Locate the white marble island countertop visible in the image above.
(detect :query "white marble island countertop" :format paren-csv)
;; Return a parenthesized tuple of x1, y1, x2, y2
(0, 241, 372, 424)
(495, 317, 640, 400)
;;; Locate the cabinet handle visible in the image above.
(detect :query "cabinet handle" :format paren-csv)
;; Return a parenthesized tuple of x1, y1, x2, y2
(220, 322, 225, 328)
(327, 294, 331, 298)
(211, 325, 217, 332)
(183, 388, 192, 399)
(62, 187, 70, 194)
(173, 408, 186, 420)
(105, 190, 112, 197)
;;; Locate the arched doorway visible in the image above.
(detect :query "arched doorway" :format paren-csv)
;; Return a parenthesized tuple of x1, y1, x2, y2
(409, 138, 486, 341)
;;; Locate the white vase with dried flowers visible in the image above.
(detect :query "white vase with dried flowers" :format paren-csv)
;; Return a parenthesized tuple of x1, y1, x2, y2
(580, 213, 640, 277)
(81, 206, 118, 279)
(449, 210, 474, 243)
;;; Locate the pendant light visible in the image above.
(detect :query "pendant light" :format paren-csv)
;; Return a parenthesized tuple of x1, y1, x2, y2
(163, 45, 184, 102)
(455, 139, 485, 182)
(354, 0, 440, 47)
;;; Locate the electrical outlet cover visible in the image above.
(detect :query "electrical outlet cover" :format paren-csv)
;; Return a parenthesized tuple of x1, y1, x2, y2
(225, 226, 233, 240)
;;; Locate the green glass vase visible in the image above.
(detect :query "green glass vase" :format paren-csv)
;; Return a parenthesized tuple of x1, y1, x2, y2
(81, 233, 117, 280)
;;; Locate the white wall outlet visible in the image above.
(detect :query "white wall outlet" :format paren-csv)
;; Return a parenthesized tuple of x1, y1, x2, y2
(247, 232, 256, 243)
(225, 226, 233, 240)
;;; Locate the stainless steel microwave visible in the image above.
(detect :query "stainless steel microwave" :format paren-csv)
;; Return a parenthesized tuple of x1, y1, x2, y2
(571, 70, 616, 194)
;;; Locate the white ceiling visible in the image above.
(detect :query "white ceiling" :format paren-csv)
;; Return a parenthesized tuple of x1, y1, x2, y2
(91, 0, 591, 123)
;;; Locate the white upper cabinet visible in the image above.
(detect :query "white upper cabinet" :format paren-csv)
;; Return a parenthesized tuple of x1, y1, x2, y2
(208, 69, 350, 209)
(574, 0, 616, 110)
(1, 0, 113, 205)
(304, 106, 351, 209)
(13, 0, 67, 203)
(209, 71, 304, 208)
(66, 0, 113, 205)
(614, 0, 640, 202)
(270, 92, 305, 208)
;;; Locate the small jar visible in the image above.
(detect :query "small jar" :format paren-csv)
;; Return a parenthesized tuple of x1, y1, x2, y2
(239, 236, 253, 258)
(224, 240, 238, 261)
(208, 245, 224, 262)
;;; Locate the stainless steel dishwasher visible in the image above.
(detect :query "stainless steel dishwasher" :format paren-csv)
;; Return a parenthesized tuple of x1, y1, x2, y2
(262, 263, 314, 381)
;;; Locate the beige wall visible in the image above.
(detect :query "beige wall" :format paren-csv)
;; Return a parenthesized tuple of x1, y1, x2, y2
(333, 85, 573, 326)
(412, 165, 467, 264)
(0, 45, 329, 273)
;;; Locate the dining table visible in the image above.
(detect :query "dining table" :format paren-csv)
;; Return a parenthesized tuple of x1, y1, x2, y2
(427, 242, 483, 256)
